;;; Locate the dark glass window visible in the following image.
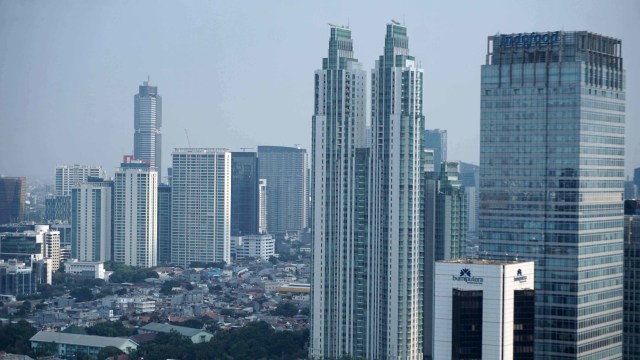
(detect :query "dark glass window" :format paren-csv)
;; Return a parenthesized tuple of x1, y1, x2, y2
(514, 289, 535, 359)
(452, 289, 483, 359)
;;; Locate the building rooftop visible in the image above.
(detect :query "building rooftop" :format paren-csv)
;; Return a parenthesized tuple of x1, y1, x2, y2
(30, 331, 137, 349)
(439, 258, 533, 265)
(140, 322, 212, 337)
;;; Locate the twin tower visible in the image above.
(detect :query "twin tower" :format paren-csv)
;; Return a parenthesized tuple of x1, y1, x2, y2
(311, 23, 425, 360)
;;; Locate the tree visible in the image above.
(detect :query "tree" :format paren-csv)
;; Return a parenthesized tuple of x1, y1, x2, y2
(17, 300, 31, 316)
(70, 287, 93, 302)
(273, 301, 298, 317)
(96, 346, 124, 360)
(86, 321, 135, 337)
(177, 318, 204, 329)
(268, 256, 278, 265)
(0, 320, 38, 356)
(160, 280, 180, 295)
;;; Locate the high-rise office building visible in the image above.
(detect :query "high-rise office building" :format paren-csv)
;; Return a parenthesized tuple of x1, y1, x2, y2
(171, 148, 231, 266)
(157, 184, 171, 265)
(0, 177, 26, 225)
(257, 146, 308, 234)
(310, 25, 368, 359)
(634, 167, 640, 197)
(368, 23, 425, 359)
(424, 129, 447, 172)
(479, 31, 625, 358)
(55, 165, 105, 196)
(460, 162, 480, 246)
(625, 180, 637, 199)
(44, 195, 71, 222)
(71, 177, 113, 262)
(134, 80, 162, 180)
(231, 152, 259, 236)
(433, 259, 535, 359)
(113, 160, 158, 268)
(624, 200, 640, 358)
(424, 162, 467, 357)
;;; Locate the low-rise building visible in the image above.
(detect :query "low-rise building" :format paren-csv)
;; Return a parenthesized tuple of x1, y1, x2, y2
(30, 331, 138, 358)
(139, 322, 213, 343)
(234, 234, 275, 261)
(64, 260, 105, 279)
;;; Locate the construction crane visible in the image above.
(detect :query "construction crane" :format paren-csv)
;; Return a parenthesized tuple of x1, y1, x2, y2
(184, 129, 191, 148)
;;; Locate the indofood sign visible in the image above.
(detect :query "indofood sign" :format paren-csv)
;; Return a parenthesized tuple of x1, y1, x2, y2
(500, 31, 560, 48)
(514, 268, 528, 283)
(452, 268, 484, 285)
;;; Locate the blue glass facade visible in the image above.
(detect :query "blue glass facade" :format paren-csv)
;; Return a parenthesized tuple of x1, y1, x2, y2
(479, 31, 625, 359)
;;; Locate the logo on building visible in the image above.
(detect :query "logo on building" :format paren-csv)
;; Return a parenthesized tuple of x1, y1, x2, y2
(452, 268, 483, 285)
(500, 31, 560, 48)
(514, 268, 528, 283)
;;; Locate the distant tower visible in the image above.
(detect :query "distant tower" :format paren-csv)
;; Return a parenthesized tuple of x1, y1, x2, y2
(424, 129, 447, 172)
(231, 152, 259, 235)
(71, 177, 113, 262)
(157, 184, 172, 265)
(134, 79, 162, 179)
(55, 165, 106, 196)
(0, 177, 26, 225)
(257, 146, 308, 234)
(171, 148, 231, 266)
(258, 179, 267, 234)
(113, 160, 158, 268)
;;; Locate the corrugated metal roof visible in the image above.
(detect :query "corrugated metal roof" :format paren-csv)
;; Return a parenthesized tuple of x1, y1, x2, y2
(140, 322, 211, 338)
(30, 331, 137, 350)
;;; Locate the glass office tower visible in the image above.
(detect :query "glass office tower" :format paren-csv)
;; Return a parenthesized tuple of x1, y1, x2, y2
(134, 80, 162, 180)
(479, 31, 625, 359)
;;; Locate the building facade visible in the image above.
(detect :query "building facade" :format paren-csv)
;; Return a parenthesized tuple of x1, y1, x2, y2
(234, 234, 275, 261)
(113, 161, 158, 268)
(424, 129, 447, 173)
(134, 80, 162, 180)
(424, 162, 467, 357)
(310, 25, 368, 359)
(45, 195, 71, 222)
(71, 178, 113, 262)
(433, 259, 535, 359)
(0, 177, 26, 225)
(479, 31, 625, 358)
(368, 23, 425, 359)
(624, 199, 640, 358)
(171, 148, 231, 266)
(157, 184, 171, 265)
(231, 152, 259, 236)
(258, 179, 267, 234)
(55, 165, 105, 196)
(257, 146, 308, 234)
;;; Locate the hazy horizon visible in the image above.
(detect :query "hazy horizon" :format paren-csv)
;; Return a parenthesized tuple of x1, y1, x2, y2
(1, 0, 638, 183)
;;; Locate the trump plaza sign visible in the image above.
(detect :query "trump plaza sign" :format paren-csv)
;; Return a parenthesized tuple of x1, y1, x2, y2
(500, 31, 560, 48)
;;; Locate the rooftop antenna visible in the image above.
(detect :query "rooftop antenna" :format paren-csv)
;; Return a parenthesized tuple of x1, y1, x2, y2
(240, 147, 253, 152)
(184, 129, 191, 148)
(294, 143, 302, 149)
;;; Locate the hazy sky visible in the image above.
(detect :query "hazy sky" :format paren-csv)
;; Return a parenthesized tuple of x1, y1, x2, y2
(1, 0, 638, 183)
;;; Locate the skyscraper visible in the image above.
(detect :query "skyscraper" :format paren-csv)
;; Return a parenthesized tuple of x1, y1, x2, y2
(424, 162, 467, 357)
(171, 148, 231, 266)
(257, 146, 308, 234)
(71, 177, 113, 262)
(231, 152, 259, 236)
(113, 160, 158, 268)
(624, 200, 640, 358)
(368, 23, 424, 359)
(55, 165, 106, 196)
(258, 179, 267, 234)
(0, 176, 26, 225)
(157, 184, 171, 265)
(479, 31, 625, 358)
(134, 80, 162, 180)
(310, 25, 367, 359)
(424, 129, 447, 172)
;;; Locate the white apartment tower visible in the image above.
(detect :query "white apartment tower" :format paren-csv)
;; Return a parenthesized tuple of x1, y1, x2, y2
(55, 165, 106, 196)
(368, 23, 425, 360)
(171, 148, 231, 266)
(258, 178, 267, 234)
(113, 160, 158, 268)
(310, 24, 368, 359)
(71, 178, 112, 262)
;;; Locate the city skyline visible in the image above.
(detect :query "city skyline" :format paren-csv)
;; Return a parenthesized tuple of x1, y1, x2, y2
(1, 1, 638, 181)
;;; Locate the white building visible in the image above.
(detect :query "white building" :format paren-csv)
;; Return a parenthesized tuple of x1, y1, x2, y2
(71, 178, 112, 262)
(64, 260, 105, 279)
(235, 234, 275, 261)
(171, 148, 231, 266)
(433, 259, 535, 360)
(113, 160, 158, 268)
(258, 178, 267, 234)
(55, 165, 106, 196)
